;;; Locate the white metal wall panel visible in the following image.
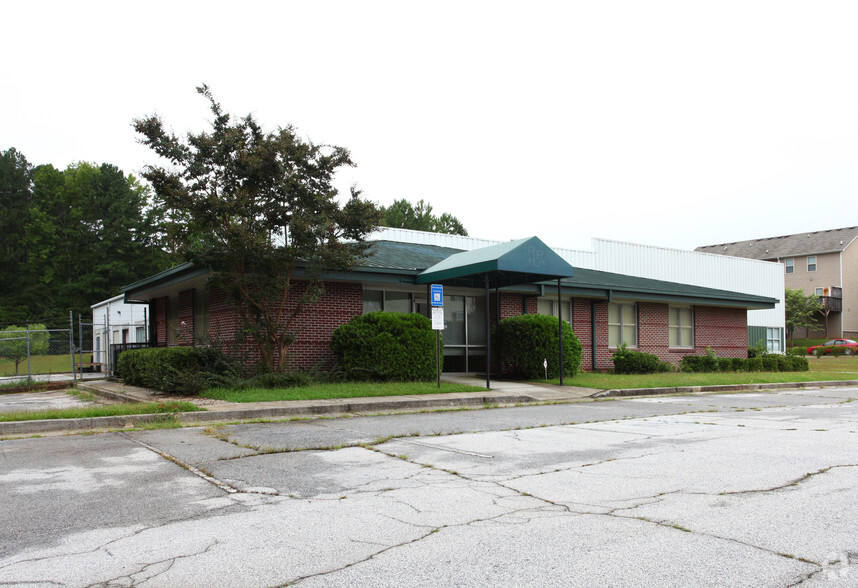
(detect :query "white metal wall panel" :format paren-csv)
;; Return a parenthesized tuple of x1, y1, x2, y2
(591, 238, 785, 329)
(368, 228, 503, 251)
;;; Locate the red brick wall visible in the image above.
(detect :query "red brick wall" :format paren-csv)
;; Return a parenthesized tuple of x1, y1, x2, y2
(154, 297, 167, 346)
(199, 285, 749, 373)
(177, 289, 195, 346)
(692, 306, 748, 359)
(207, 281, 363, 371)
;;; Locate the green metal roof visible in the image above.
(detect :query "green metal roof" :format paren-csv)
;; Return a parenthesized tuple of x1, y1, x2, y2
(121, 239, 777, 309)
(555, 267, 776, 309)
(416, 236, 575, 288)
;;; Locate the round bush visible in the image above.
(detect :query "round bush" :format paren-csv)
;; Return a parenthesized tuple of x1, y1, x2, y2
(496, 314, 582, 379)
(612, 345, 672, 374)
(330, 312, 437, 381)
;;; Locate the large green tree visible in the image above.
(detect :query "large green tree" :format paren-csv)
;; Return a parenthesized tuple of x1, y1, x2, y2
(379, 198, 468, 236)
(784, 288, 823, 342)
(0, 149, 34, 323)
(134, 85, 379, 372)
(0, 149, 171, 327)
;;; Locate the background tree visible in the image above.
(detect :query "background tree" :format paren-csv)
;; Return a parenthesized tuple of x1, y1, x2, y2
(379, 198, 468, 236)
(0, 149, 171, 327)
(134, 85, 380, 373)
(0, 149, 34, 324)
(784, 288, 823, 342)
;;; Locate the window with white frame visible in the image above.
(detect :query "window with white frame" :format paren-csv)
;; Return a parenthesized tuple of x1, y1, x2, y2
(807, 256, 817, 272)
(608, 302, 637, 347)
(135, 326, 145, 342)
(669, 307, 694, 348)
(785, 258, 794, 274)
(815, 287, 824, 296)
(766, 327, 781, 352)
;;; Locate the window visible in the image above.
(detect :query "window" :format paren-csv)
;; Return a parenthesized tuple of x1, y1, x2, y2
(362, 290, 413, 314)
(537, 299, 572, 322)
(766, 328, 781, 352)
(807, 256, 817, 272)
(608, 302, 637, 347)
(785, 258, 794, 274)
(815, 287, 824, 296)
(135, 326, 145, 342)
(363, 290, 383, 313)
(669, 307, 694, 348)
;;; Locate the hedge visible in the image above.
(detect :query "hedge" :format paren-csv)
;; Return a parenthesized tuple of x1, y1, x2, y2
(496, 314, 582, 379)
(680, 351, 808, 373)
(330, 312, 437, 381)
(611, 346, 672, 374)
(117, 346, 235, 394)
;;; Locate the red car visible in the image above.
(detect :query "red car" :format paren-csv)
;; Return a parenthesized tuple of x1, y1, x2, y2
(807, 339, 858, 355)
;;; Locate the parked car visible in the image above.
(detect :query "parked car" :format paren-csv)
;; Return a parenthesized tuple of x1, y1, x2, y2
(807, 339, 858, 356)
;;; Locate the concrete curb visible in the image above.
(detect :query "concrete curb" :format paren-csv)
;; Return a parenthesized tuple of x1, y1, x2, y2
(595, 380, 858, 398)
(0, 392, 535, 436)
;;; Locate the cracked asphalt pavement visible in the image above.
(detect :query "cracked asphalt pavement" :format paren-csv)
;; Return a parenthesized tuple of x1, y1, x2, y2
(1, 386, 856, 587)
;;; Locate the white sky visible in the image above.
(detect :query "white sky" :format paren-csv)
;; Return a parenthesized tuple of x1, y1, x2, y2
(3, 1, 857, 252)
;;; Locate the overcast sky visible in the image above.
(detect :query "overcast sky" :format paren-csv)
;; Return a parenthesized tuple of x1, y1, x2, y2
(3, 1, 857, 252)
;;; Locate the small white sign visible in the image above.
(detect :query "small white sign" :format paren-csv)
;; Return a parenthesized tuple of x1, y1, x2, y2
(431, 307, 445, 330)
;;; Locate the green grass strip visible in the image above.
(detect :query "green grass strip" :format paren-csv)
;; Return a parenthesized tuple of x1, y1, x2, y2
(202, 381, 486, 403)
(556, 370, 858, 390)
(0, 401, 204, 422)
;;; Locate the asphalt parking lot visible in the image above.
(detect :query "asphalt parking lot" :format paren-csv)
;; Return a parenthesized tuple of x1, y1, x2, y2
(1, 386, 856, 587)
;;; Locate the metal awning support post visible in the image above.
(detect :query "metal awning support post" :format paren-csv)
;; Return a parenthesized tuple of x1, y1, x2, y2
(558, 278, 564, 386)
(485, 273, 491, 390)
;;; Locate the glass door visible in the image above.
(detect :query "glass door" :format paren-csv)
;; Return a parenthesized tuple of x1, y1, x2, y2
(442, 295, 487, 372)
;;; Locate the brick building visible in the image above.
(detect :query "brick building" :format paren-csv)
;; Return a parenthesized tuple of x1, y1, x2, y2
(121, 233, 776, 374)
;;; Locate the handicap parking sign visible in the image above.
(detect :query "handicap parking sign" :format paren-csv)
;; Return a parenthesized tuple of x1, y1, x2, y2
(430, 284, 443, 307)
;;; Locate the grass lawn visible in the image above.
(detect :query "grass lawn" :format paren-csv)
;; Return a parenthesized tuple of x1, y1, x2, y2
(555, 356, 858, 390)
(0, 400, 203, 422)
(0, 353, 89, 377)
(202, 381, 487, 403)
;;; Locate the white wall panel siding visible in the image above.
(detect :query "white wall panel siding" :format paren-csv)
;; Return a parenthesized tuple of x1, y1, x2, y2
(591, 239, 784, 329)
(368, 228, 503, 251)
(554, 248, 597, 269)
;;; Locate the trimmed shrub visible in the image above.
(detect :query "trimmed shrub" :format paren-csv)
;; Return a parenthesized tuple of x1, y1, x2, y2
(787, 355, 810, 371)
(761, 356, 778, 371)
(117, 346, 235, 394)
(748, 357, 763, 371)
(716, 357, 734, 372)
(330, 312, 436, 381)
(496, 314, 582, 379)
(731, 357, 749, 372)
(611, 345, 672, 375)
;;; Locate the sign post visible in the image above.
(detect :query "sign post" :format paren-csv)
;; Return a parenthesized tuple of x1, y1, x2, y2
(430, 284, 444, 388)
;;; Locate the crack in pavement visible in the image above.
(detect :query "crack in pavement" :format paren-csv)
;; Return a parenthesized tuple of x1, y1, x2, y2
(87, 539, 219, 587)
(285, 505, 565, 586)
(717, 463, 858, 496)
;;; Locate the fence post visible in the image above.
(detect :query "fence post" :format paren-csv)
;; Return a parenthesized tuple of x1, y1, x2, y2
(105, 308, 111, 375)
(70, 310, 77, 381)
(26, 324, 31, 384)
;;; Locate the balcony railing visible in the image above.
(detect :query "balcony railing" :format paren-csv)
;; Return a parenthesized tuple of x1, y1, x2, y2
(819, 296, 842, 312)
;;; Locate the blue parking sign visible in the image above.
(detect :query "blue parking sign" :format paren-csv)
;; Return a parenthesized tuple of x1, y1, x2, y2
(430, 284, 444, 307)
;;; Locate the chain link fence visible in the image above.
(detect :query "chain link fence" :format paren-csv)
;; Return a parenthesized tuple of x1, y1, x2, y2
(0, 312, 135, 383)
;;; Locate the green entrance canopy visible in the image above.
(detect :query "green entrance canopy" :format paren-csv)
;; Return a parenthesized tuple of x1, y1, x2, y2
(416, 237, 574, 390)
(416, 236, 574, 287)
